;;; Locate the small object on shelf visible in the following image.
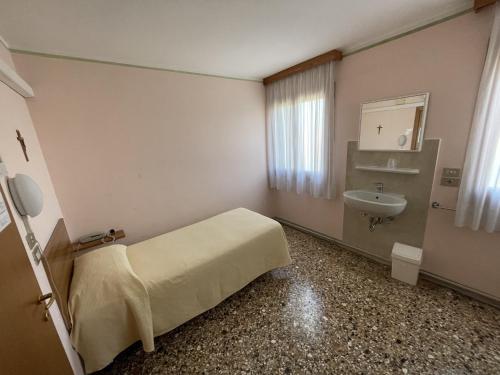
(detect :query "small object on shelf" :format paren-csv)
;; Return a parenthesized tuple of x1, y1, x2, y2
(73, 229, 126, 252)
(79, 232, 106, 244)
(387, 158, 398, 169)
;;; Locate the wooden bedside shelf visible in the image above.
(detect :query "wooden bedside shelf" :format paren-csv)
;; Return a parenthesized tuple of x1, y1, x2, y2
(72, 230, 126, 252)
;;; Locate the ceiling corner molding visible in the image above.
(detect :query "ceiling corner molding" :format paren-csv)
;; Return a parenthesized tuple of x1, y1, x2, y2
(9, 49, 262, 83)
(0, 58, 34, 97)
(343, 1, 473, 56)
(474, 0, 497, 12)
(0, 35, 9, 49)
(263, 49, 342, 85)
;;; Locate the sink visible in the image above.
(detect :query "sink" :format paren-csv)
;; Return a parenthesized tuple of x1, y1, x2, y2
(343, 190, 407, 217)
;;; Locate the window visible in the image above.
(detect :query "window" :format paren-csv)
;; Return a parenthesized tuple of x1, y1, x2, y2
(272, 96, 325, 176)
(266, 62, 335, 199)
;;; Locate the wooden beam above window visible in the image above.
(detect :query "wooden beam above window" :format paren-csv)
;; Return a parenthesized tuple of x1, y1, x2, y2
(263, 49, 343, 85)
(474, 0, 497, 12)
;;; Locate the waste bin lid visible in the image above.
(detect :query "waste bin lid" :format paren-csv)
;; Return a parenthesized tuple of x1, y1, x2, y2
(391, 242, 423, 265)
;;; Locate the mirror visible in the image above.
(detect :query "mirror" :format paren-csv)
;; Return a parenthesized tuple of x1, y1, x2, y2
(358, 93, 429, 151)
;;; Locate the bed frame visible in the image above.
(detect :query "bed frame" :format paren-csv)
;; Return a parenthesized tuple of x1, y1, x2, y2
(42, 219, 74, 331)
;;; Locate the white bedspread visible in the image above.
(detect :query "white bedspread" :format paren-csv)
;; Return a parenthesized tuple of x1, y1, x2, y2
(69, 208, 291, 373)
(127, 208, 291, 336)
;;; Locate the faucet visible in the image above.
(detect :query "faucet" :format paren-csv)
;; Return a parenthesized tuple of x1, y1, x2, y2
(374, 182, 384, 193)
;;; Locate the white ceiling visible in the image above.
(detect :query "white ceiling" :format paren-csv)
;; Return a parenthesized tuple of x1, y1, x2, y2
(0, 0, 472, 81)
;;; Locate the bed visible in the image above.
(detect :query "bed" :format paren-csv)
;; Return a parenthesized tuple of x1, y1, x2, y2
(57, 208, 290, 373)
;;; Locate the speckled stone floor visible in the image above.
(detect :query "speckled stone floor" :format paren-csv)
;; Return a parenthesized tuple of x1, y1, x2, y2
(97, 226, 500, 374)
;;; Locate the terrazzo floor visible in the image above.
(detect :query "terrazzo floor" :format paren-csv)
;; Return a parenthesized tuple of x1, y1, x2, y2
(97, 226, 500, 374)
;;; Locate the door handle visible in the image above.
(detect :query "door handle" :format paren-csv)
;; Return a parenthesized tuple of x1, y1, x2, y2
(38, 292, 54, 321)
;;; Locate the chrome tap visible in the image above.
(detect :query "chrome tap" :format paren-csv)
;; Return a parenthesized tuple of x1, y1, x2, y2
(374, 182, 384, 193)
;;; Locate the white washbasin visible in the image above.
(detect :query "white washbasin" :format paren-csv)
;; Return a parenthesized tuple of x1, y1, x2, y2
(343, 190, 407, 217)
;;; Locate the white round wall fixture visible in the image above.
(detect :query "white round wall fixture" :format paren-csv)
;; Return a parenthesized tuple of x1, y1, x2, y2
(7, 174, 44, 217)
(398, 134, 407, 147)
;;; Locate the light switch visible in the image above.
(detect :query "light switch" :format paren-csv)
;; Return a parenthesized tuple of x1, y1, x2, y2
(26, 232, 37, 249)
(32, 243, 42, 265)
(440, 167, 461, 187)
(440, 177, 460, 187)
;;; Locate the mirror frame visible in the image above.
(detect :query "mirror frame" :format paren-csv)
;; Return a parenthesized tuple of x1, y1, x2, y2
(358, 92, 430, 152)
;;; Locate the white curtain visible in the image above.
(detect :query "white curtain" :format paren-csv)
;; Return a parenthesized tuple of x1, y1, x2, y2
(266, 61, 335, 199)
(455, 3, 500, 233)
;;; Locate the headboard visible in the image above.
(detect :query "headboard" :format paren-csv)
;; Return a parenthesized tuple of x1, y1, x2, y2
(42, 218, 74, 331)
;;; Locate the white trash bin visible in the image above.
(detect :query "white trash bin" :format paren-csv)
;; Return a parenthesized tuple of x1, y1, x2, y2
(391, 242, 423, 286)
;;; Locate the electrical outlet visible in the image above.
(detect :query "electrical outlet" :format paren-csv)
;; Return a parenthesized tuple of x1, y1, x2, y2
(442, 168, 461, 178)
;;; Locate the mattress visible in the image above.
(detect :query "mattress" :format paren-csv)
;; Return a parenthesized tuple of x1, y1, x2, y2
(69, 208, 291, 373)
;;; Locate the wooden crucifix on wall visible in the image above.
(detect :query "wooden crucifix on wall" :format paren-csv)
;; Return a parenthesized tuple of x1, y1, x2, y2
(16, 129, 29, 162)
(377, 124, 383, 135)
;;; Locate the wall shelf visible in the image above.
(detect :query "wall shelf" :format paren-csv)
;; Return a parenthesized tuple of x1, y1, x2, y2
(355, 165, 420, 175)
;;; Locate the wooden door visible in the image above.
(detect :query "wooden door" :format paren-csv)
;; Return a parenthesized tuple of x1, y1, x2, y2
(0, 185, 73, 375)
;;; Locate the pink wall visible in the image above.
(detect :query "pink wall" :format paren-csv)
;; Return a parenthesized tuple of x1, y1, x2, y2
(11, 9, 500, 301)
(272, 9, 500, 299)
(0, 43, 83, 374)
(12, 56, 272, 244)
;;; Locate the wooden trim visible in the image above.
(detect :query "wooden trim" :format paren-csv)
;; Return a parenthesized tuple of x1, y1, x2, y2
(263, 49, 342, 85)
(42, 219, 74, 331)
(474, 0, 496, 12)
(411, 106, 424, 150)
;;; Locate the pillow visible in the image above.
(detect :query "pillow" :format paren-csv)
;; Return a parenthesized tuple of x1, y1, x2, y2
(69, 244, 154, 373)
